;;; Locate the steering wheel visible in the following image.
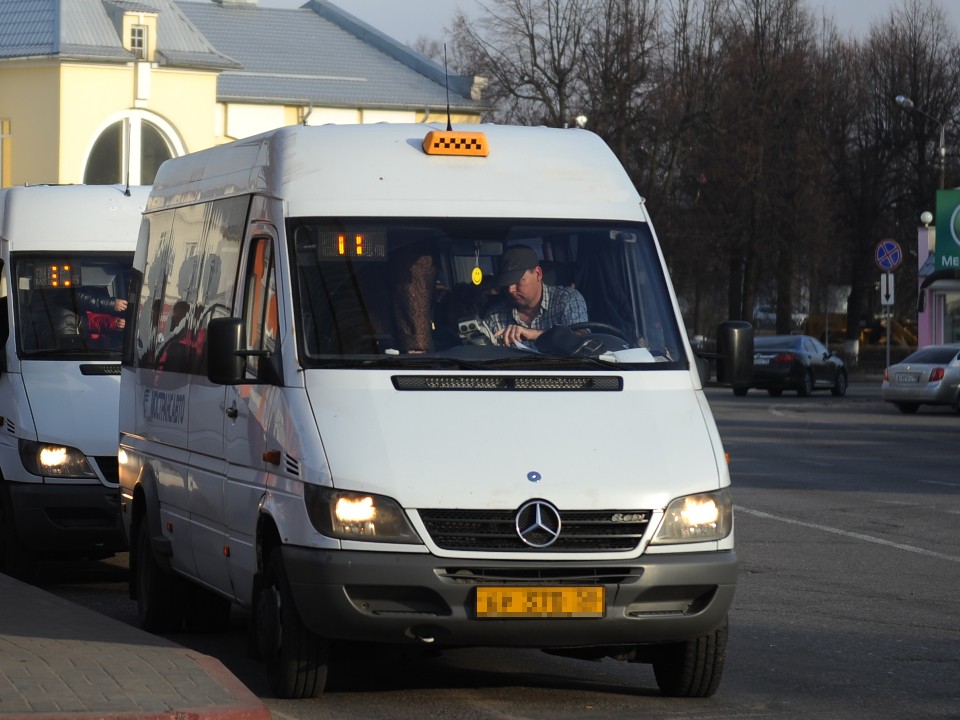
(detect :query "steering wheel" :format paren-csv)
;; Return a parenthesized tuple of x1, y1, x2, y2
(569, 322, 628, 340)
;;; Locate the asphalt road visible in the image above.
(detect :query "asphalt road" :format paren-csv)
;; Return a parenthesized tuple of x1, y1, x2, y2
(34, 380, 960, 720)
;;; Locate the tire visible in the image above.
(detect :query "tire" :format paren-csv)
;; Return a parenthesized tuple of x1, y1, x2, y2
(652, 619, 728, 698)
(797, 370, 813, 397)
(895, 402, 919, 415)
(0, 497, 34, 581)
(831, 369, 848, 397)
(135, 517, 186, 633)
(767, 388, 783, 397)
(258, 547, 329, 699)
(952, 392, 960, 414)
(732, 387, 748, 397)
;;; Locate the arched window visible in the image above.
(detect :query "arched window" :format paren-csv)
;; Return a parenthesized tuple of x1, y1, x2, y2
(83, 113, 182, 185)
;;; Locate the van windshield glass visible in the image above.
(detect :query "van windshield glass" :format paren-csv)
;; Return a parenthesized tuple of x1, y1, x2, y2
(289, 218, 686, 371)
(14, 252, 133, 359)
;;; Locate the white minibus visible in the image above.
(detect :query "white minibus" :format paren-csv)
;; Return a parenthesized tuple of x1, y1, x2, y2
(119, 124, 752, 698)
(0, 184, 148, 577)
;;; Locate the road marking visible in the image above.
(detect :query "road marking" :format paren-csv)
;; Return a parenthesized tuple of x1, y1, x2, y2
(736, 505, 960, 563)
(915, 478, 960, 488)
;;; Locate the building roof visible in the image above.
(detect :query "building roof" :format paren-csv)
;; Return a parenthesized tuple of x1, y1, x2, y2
(176, 0, 482, 112)
(0, 0, 484, 113)
(0, 0, 239, 68)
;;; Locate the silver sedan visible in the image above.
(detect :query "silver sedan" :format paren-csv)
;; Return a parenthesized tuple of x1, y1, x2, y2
(881, 343, 960, 413)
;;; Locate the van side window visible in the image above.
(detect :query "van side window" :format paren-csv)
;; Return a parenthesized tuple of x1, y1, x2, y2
(134, 197, 247, 373)
(242, 236, 278, 380)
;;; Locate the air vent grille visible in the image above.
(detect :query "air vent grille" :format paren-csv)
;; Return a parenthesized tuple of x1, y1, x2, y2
(393, 376, 622, 391)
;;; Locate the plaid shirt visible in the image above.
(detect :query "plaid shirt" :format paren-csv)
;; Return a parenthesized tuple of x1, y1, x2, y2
(483, 284, 588, 336)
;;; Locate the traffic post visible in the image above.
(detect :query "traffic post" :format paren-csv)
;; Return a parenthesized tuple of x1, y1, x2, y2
(875, 241, 900, 371)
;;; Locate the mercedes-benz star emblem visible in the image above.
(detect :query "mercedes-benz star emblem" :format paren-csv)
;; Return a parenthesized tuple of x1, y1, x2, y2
(515, 499, 562, 548)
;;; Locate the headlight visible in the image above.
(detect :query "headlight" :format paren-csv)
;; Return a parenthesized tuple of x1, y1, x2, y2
(304, 485, 422, 544)
(19, 440, 96, 479)
(650, 488, 732, 544)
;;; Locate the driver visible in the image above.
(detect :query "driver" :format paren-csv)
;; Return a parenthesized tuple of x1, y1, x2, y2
(483, 245, 587, 347)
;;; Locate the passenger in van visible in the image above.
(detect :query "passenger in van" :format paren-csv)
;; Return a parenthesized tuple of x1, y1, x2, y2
(29, 287, 127, 350)
(483, 245, 588, 347)
(84, 310, 125, 347)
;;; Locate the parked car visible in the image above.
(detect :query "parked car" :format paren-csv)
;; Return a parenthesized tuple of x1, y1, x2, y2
(881, 343, 960, 414)
(734, 334, 847, 397)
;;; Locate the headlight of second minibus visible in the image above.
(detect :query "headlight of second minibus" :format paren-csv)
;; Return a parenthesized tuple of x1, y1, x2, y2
(19, 440, 97, 479)
(649, 488, 732, 544)
(304, 485, 422, 544)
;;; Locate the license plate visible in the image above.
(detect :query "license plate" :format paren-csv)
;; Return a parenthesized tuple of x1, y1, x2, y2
(754, 357, 770, 365)
(895, 374, 919, 383)
(476, 586, 605, 618)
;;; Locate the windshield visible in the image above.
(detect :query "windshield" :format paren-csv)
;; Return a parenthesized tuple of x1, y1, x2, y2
(14, 252, 132, 359)
(289, 218, 686, 370)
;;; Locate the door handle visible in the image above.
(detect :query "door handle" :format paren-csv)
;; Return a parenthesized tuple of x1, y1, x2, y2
(226, 401, 238, 419)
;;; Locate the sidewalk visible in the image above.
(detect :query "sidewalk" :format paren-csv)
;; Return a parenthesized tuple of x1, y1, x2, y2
(0, 572, 270, 720)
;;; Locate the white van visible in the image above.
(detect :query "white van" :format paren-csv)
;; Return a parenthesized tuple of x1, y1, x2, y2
(0, 184, 148, 577)
(119, 124, 751, 699)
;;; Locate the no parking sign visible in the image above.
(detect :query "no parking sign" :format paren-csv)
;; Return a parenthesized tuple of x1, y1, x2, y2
(874, 239, 902, 271)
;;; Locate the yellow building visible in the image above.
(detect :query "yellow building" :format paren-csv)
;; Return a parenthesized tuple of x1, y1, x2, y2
(0, 0, 486, 187)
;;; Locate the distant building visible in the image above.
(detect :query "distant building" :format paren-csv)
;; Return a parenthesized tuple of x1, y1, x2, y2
(0, 0, 486, 187)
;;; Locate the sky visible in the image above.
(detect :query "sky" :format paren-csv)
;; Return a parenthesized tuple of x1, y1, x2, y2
(256, 0, 960, 46)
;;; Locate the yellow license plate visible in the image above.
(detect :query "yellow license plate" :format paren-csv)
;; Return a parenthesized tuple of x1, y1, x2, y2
(475, 586, 605, 618)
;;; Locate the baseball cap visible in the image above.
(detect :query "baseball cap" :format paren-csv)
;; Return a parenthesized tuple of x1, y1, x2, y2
(495, 245, 539, 286)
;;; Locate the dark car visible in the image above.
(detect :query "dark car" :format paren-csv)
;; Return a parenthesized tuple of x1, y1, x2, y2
(734, 334, 847, 397)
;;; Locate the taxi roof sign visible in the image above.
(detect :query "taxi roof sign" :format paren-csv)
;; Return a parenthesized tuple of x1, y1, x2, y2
(422, 130, 488, 157)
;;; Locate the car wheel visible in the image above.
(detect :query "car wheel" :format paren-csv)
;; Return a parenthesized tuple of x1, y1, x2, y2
(652, 618, 728, 698)
(259, 547, 329, 699)
(831, 369, 848, 397)
(797, 370, 813, 397)
(135, 516, 186, 633)
(767, 388, 783, 397)
(732, 387, 748, 397)
(953, 391, 960, 414)
(0, 495, 34, 581)
(895, 402, 919, 414)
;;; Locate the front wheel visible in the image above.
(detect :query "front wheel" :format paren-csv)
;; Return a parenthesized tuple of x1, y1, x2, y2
(258, 547, 329, 699)
(831, 369, 848, 397)
(652, 619, 728, 698)
(134, 517, 185, 632)
(0, 496, 34, 580)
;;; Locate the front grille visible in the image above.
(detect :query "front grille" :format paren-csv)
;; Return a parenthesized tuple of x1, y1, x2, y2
(80, 363, 121, 376)
(418, 508, 650, 552)
(393, 375, 622, 391)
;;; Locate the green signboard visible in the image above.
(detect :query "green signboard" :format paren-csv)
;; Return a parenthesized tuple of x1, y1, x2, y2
(935, 189, 960, 270)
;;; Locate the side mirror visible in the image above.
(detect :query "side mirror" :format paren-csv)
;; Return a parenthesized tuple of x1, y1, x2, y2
(207, 317, 246, 385)
(716, 321, 753, 389)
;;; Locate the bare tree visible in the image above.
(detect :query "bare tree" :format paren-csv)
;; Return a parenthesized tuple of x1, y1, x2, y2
(452, 0, 593, 125)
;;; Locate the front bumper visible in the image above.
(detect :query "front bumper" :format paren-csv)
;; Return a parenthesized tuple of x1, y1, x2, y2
(283, 546, 737, 648)
(2, 481, 126, 557)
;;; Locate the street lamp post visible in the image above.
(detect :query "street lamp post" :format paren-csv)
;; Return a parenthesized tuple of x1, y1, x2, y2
(896, 94, 946, 189)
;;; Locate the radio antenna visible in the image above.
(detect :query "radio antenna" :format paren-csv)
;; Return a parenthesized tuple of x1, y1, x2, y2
(444, 44, 452, 131)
